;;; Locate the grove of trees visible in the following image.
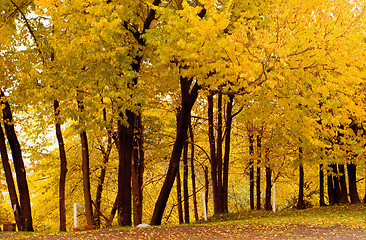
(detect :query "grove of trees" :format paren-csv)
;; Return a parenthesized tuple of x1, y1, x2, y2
(1, 0, 366, 231)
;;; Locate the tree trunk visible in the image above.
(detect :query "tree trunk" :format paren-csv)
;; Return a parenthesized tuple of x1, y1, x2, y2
(207, 93, 219, 214)
(183, 140, 190, 224)
(54, 100, 68, 231)
(189, 123, 199, 222)
(330, 164, 341, 204)
(1, 91, 33, 231)
(338, 164, 349, 203)
(319, 164, 326, 206)
(256, 134, 262, 210)
(347, 163, 361, 204)
(117, 110, 134, 226)
(132, 113, 144, 226)
(265, 166, 272, 211)
(204, 166, 209, 215)
(297, 147, 305, 209)
(327, 169, 335, 205)
(223, 95, 233, 213)
(78, 100, 94, 226)
(150, 78, 199, 225)
(216, 93, 223, 213)
(0, 123, 23, 230)
(176, 164, 183, 224)
(248, 132, 255, 210)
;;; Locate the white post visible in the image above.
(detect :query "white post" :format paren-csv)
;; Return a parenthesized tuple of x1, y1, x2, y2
(272, 183, 276, 212)
(202, 192, 207, 221)
(74, 203, 77, 228)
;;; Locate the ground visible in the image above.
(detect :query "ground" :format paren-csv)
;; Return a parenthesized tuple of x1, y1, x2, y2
(1, 223, 366, 239)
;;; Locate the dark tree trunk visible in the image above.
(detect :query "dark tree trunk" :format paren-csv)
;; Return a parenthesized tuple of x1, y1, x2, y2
(183, 140, 190, 224)
(297, 147, 305, 209)
(319, 164, 326, 206)
(78, 100, 94, 226)
(216, 93, 224, 213)
(204, 166, 209, 214)
(330, 164, 341, 204)
(150, 78, 199, 225)
(347, 163, 361, 204)
(176, 164, 184, 224)
(327, 169, 335, 205)
(54, 100, 68, 231)
(338, 164, 349, 203)
(256, 134, 262, 210)
(248, 132, 255, 210)
(108, 193, 119, 226)
(189, 123, 199, 222)
(265, 166, 272, 211)
(1, 91, 33, 231)
(117, 110, 135, 226)
(94, 134, 113, 227)
(0, 123, 23, 230)
(207, 93, 219, 214)
(223, 95, 233, 213)
(132, 113, 144, 226)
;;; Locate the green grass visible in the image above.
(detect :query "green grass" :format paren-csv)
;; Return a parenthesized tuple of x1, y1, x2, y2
(206, 203, 366, 227)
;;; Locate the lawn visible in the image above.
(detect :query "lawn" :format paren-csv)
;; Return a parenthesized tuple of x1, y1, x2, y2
(1, 204, 366, 239)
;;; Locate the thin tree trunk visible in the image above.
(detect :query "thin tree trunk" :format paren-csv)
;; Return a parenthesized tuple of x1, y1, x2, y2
(189, 123, 199, 222)
(248, 132, 255, 210)
(54, 100, 68, 231)
(78, 100, 94, 226)
(150, 79, 199, 225)
(207, 93, 219, 214)
(183, 140, 190, 224)
(347, 163, 361, 204)
(223, 95, 233, 213)
(319, 164, 326, 206)
(216, 93, 223, 213)
(265, 166, 272, 211)
(0, 123, 23, 230)
(132, 113, 144, 226)
(1, 91, 33, 231)
(204, 166, 209, 215)
(297, 147, 305, 210)
(338, 164, 349, 203)
(256, 134, 262, 210)
(176, 164, 184, 224)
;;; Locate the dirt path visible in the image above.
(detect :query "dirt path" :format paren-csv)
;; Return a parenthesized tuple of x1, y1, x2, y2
(1, 224, 366, 239)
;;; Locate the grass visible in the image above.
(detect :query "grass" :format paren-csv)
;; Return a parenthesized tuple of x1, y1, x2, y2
(2, 204, 366, 239)
(207, 203, 366, 227)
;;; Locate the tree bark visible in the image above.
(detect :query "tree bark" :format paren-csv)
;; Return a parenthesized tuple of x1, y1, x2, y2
(327, 169, 335, 205)
(216, 93, 224, 213)
(183, 140, 190, 224)
(1, 91, 33, 231)
(256, 134, 262, 210)
(347, 163, 361, 204)
(54, 100, 68, 231)
(223, 95, 233, 213)
(150, 78, 199, 225)
(338, 164, 349, 203)
(78, 100, 94, 226)
(117, 110, 134, 226)
(189, 122, 199, 222)
(176, 164, 184, 224)
(207, 93, 219, 213)
(0, 123, 23, 230)
(297, 147, 305, 210)
(319, 164, 326, 206)
(132, 113, 144, 226)
(330, 164, 341, 204)
(265, 166, 272, 211)
(248, 132, 255, 210)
